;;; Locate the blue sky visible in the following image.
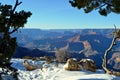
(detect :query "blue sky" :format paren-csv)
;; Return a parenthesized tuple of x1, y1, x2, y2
(1, 0, 120, 29)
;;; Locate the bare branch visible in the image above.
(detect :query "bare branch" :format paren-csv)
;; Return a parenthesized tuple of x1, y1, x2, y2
(114, 24, 117, 32)
(102, 25, 120, 76)
(12, 0, 22, 13)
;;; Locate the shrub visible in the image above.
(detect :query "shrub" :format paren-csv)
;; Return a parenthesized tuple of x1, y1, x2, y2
(55, 48, 71, 63)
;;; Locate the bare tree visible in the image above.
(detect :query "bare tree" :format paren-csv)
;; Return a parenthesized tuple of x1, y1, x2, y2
(55, 48, 71, 63)
(102, 25, 120, 76)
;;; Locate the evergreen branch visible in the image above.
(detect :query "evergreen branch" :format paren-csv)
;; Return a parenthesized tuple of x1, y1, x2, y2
(5, 0, 22, 35)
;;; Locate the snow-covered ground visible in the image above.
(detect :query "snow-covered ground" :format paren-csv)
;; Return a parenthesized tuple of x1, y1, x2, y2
(1, 58, 120, 80)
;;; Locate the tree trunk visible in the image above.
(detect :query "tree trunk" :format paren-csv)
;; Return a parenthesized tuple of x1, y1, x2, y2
(102, 36, 120, 76)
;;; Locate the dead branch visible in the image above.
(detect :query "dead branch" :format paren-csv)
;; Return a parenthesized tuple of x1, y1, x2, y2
(102, 25, 120, 76)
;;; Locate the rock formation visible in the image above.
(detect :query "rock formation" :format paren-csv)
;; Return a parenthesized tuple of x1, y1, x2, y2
(23, 60, 37, 71)
(79, 59, 96, 72)
(63, 58, 83, 71)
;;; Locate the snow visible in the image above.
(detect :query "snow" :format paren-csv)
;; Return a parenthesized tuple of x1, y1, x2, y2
(1, 58, 120, 80)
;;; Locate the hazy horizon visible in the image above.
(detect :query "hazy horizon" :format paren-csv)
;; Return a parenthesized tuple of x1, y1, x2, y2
(23, 27, 115, 30)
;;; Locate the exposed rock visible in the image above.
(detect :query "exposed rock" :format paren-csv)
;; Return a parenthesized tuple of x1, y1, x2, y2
(40, 56, 46, 61)
(44, 56, 55, 64)
(23, 60, 37, 71)
(82, 41, 91, 49)
(80, 48, 98, 57)
(63, 58, 82, 71)
(68, 35, 80, 42)
(80, 41, 98, 57)
(79, 59, 96, 72)
(108, 53, 120, 70)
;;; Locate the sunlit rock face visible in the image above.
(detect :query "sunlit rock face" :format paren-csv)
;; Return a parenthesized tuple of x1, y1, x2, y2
(79, 59, 96, 72)
(23, 60, 37, 71)
(63, 58, 83, 71)
(63, 58, 96, 72)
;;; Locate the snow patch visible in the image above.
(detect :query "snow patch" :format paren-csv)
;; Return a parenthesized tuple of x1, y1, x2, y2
(0, 58, 120, 80)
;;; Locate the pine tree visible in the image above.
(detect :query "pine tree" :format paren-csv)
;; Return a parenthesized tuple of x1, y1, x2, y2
(0, 0, 32, 79)
(69, 0, 120, 16)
